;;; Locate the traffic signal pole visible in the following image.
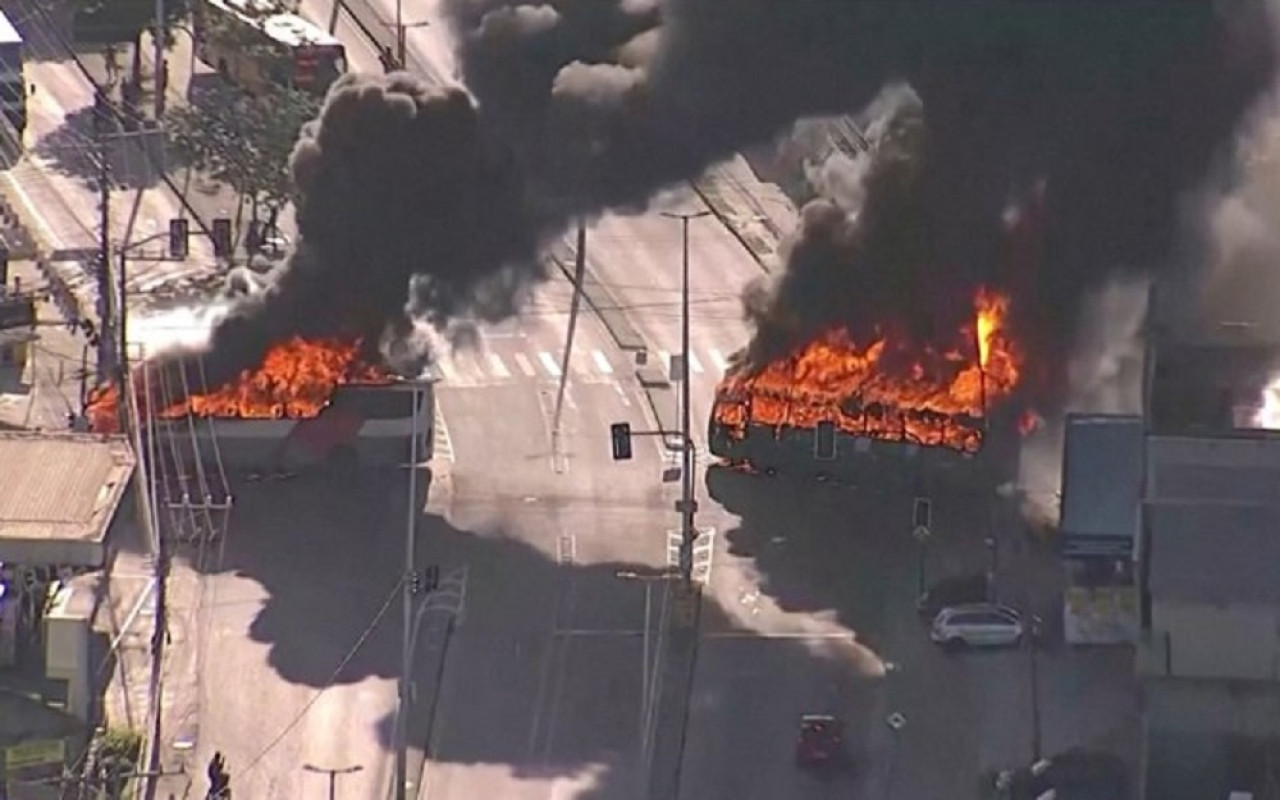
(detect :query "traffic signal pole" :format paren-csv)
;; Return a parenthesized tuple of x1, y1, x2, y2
(552, 220, 587, 469)
(659, 210, 710, 583)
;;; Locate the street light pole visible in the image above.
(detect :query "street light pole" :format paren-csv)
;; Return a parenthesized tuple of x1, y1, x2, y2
(303, 763, 363, 800)
(1028, 615, 1043, 762)
(395, 381, 423, 800)
(660, 210, 710, 583)
(395, 0, 404, 66)
(153, 0, 166, 117)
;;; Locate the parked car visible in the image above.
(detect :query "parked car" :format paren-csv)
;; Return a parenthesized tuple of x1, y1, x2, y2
(991, 749, 1129, 800)
(794, 714, 847, 770)
(917, 573, 991, 620)
(930, 603, 1024, 649)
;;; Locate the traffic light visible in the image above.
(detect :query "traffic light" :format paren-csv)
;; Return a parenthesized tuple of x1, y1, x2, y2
(80, 319, 100, 349)
(169, 218, 189, 259)
(0, 243, 8, 285)
(423, 564, 439, 593)
(211, 218, 233, 259)
(206, 751, 230, 799)
(814, 420, 836, 460)
(610, 422, 633, 461)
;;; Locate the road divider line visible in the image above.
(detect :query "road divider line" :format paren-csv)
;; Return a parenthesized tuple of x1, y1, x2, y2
(591, 349, 614, 375)
(433, 357, 458, 384)
(485, 352, 511, 379)
(707, 347, 729, 372)
(461, 352, 491, 384)
(538, 351, 563, 378)
(513, 352, 537, 377)
(687, 351, 705, 375)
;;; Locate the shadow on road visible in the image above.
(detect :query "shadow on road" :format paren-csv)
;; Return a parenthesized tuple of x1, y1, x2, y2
(170, 463, 878, 799)
(32, 104, 163, 190)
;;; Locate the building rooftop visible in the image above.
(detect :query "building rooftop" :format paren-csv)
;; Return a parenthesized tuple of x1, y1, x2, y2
(1147, 502, 1280, 604)
(1060, 414, 1143, 555)
(0, 432, 135, 566)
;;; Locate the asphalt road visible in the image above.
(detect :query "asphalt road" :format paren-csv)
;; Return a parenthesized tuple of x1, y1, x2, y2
(4, 3, 223, 318)
(83, 6, 1142, 800)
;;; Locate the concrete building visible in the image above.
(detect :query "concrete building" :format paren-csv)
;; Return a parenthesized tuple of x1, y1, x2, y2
(0, 432, 136, 796)
(1137, 336, 1280, 799)
(0, 431, 136, 567)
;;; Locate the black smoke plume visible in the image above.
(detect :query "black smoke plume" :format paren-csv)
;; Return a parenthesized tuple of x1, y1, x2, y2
(168, 0, 1277, 403)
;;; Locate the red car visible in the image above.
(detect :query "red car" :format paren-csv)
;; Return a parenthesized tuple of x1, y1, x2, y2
(795, 714, 847, 770)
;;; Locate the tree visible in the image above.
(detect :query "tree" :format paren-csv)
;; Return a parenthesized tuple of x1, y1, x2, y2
(71, 0, 191, 45)
(164, 82, 319, 248)
(85, 726, 142, 799)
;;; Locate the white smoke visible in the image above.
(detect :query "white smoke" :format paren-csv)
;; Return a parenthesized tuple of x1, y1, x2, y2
(1017, 6, 1280, 523)
(798, 83, 922, 214)
(127, 303, 231, 360)
(1017, 279, 1149, 528)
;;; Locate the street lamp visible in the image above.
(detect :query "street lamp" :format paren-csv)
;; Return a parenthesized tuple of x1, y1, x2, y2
(394, 376, 432, 800)
(303, 763, 363, 800)
(659, 210, 711, 584)
(1027, 613, 1044, 762)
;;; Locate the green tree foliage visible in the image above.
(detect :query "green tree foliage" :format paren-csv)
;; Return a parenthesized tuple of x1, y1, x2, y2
(71, 0, 190, 45)
(87, 727, 142, 799)
(164, 81, 319, 231)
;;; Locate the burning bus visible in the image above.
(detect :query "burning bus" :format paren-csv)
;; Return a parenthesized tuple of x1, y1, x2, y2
(708, 288, 1027, 483)
(88, 336, 432, 471)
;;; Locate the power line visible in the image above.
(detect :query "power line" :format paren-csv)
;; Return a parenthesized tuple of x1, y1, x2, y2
(240, 576, 402, 775)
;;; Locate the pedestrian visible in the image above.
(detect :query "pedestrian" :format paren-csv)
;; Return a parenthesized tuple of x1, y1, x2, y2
(104, 43, 119, 83)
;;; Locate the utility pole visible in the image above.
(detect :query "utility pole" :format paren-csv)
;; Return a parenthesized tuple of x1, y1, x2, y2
(92, 90, 116, 383)
(395, 0, 405, 67)
(1028, 614, 1043, 762)
(394, 380, 424, 800)
(659, 210, 710, 583)
(303, 763, 363, 800)
(154, 0, 167, 117)
(552, 220, 587, 466)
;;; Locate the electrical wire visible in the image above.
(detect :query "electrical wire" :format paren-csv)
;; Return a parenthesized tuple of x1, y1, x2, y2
(240, 575, 403, 775)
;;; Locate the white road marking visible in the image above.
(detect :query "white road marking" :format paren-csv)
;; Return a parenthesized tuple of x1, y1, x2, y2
(432, 407, 455, 463)
(434, 357, 459, 384)
(591, 349, 614, 375)
(687, 351, 705, 375)
(513, 352, 537, 377)
(455, 352, 487, 384)
(486, 352, 511, 379)
(2, 170, 65, 249)
(538, 351, 563, 378)
(707, 347, 729, 372)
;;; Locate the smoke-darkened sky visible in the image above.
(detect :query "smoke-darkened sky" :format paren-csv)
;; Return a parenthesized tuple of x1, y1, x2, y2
(179, 0, 1278, 402)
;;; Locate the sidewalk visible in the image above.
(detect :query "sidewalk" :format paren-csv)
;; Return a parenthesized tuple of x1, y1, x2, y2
(0, 258, 90, 430)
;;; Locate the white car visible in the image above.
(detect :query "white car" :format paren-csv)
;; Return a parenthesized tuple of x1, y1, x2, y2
(930, 603, 1024, 649)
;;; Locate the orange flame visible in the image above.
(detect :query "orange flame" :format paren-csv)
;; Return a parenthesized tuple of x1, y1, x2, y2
(87, 336, 395, 434)
(712, 288, 1023, 453)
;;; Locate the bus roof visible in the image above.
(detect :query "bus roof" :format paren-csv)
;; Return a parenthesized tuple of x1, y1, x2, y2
(204, 0, 341, 48)
(0, 10, 22, 46)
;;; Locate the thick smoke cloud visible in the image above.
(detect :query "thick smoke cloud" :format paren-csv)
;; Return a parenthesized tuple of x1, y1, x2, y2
(180, 75, 536, 387)
(173, 0, 1277, 404)
(449, 0, 1277, 396)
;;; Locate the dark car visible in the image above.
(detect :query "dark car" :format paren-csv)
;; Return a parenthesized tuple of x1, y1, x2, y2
(795, 714, 847, 770)
(917, 573, 991, 620)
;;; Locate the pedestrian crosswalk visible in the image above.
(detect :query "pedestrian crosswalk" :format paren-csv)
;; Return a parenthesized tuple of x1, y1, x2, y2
(430, 344, 738, 388)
